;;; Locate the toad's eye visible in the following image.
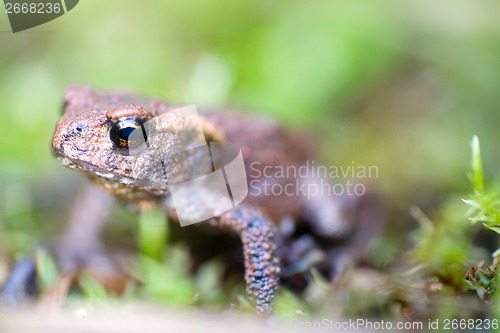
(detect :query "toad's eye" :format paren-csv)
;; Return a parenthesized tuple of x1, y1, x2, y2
(109, 117, 149, 154)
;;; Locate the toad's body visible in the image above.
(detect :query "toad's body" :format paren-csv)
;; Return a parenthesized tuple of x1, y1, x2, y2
(51, 85, 359, 312)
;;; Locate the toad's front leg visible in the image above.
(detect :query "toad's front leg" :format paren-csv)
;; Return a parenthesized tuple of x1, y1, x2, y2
(166, 201, 280, 313)
(56, 183, 129, 292)
(217, 206, 280, 313)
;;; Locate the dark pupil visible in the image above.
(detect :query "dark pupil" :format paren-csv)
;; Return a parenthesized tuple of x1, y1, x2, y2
(118, 126, 135, 141)
(109, 117, 148, 152)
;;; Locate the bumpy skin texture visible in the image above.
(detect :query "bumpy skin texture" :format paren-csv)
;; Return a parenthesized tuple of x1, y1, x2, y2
(218, 207, 279, 310)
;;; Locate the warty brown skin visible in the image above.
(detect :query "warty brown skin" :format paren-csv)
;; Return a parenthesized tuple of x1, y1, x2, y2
(51, 85, 354, 313)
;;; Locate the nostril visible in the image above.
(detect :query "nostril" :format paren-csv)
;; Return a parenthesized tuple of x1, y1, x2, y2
(72, 123, 86, 134)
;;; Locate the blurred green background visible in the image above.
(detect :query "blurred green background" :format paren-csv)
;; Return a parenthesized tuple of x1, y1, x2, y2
(1, 0, 500, 318)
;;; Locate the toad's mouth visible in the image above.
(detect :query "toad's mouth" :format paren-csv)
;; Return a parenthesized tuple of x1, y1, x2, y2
(55, 154, 170, 205)
(55, 155, 136, 185)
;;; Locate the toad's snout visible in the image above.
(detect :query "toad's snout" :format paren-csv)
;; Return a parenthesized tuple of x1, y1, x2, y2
(51, 121, 88, 156)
